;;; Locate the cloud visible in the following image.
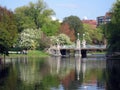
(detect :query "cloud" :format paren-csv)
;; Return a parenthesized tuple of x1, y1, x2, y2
(83, 16, 88, 20)
(51, 16, 63, 23)
(56, 3, 78, 8)
(51, 16, 57, 21)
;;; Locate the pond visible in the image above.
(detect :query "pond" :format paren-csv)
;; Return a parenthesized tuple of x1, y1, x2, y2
(0, 55, 120, 90)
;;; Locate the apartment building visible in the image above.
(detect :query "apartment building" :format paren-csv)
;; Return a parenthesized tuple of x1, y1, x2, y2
(97, 12, 112, 26)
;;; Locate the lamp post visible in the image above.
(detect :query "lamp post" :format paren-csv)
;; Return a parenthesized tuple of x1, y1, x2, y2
(77, 33, 80, 40)
(82, 33, 86, 48)
(83, 34, 85, 39)
(75, 33, 81, 56)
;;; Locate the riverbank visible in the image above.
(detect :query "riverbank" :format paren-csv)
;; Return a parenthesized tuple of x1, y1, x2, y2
(106, 52, 120, 59)
(0, 50, 49, 59)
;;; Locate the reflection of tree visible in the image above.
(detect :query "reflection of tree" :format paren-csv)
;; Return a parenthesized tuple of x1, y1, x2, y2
(0, 56, 108, 90)
(48, 56, 74, 76)
(40, 75, 60, 90)
(106, 58, 120, 90)
(0, 63, 18, 90)
(16, 57, 60, 90)
(81, 60, 106, 89)
(18, 57, 46, 84)
(48, 56, 61, 74)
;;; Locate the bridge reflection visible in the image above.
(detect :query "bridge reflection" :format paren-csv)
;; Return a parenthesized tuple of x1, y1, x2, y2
(48, 56, 106, 89)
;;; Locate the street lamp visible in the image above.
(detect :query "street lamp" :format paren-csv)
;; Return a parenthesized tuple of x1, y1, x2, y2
(83, 33, 85, 39)
(82, 33, 86, 48)
(77, 33, 80, 40)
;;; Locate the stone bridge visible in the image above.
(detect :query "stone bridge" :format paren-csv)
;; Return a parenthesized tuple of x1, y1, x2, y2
(48, 33, 106, 58)
(48, 44, 106, 58)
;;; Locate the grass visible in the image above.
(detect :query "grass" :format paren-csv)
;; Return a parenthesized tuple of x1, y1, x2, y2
(88, 51, 106, 54)
(28, 50, 49, 57)
(4, 50, 49, 58)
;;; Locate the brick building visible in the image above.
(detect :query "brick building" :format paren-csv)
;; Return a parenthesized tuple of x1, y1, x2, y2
(82, 19, 97, 29)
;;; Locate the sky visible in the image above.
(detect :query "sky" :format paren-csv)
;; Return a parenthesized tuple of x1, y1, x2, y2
(0, 0, 115, 21)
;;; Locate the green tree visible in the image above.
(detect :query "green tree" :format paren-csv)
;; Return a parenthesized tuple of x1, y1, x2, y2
(83, 24, 103, 44)
(0, 6, 17, 55)
(15, 0, 55, 32)
(41, 20, 60, 36)
(106, 0, 120, 52)
(63, 15, 84, 39)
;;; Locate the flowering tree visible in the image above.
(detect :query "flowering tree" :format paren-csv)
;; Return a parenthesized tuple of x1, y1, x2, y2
(17, 28, 41, 50)
(50, 34, 72, 45)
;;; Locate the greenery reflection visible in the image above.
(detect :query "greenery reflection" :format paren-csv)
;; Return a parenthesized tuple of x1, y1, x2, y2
(0, 56, 107, 90)
(106, 58, 120, 90)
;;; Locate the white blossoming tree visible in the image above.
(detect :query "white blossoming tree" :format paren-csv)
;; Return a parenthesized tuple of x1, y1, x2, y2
(50, 34, 72, 45)
(18, 28, 41, 50)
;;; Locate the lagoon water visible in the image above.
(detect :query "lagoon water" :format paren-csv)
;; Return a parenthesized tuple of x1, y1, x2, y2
(0, 55, 120, 90)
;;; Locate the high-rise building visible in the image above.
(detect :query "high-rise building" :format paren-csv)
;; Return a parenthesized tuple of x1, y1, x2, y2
(104, 12, 111, 23)
(97, 12, 112, 26)
(97, 16, 105, 26)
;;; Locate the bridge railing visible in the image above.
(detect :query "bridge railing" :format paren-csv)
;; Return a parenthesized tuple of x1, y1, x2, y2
(59, 45, 106, 49)
(49, 44, 106, 50)
(86, 45, 106, 49)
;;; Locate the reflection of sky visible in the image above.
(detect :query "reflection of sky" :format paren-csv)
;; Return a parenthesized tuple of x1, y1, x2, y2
(80, 84, 99, 90)
(50, 84, 64, 90)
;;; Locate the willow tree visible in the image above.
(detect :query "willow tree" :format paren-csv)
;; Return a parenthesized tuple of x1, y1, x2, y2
(0, 6, 17, 55)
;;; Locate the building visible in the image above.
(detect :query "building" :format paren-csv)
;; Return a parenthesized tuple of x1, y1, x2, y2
(82, 19, 97, 29)
(97, 12, 112, 26)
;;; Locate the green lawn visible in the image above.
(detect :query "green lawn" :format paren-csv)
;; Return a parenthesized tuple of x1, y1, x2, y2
(6, 50, 49, 58)
(28, 50, 49, 57)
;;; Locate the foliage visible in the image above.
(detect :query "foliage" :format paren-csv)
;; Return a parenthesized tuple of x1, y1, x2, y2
(83, 24, 103, 44)
(50, 34, 72, 45)
(17, 28, 41, 50)
(60, 23, 76, 41)
(63, 15, 84, 38)
(41, 20, 60, 36)
(14, 0, 55, 32)
(106, 0, 120, 52)
(38, 33, 51, 50)
(0, 6, 17, 55)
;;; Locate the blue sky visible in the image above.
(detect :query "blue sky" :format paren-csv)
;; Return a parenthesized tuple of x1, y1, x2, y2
(0, 0, 115, 20)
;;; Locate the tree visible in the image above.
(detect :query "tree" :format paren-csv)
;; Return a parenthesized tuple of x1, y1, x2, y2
(60, 23, 75, 41)
(106, 0, 120, 52)
(14, 0, 55, 32)
(17, 28, 41, 50)
(41, 20, 60, 36)
(62, 15, 84, 40)
(0, 6, 17, 55)
(50, 34, 72, 45)
(83, 24, 103, 44)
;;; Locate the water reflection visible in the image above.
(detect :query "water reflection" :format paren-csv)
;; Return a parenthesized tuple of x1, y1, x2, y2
(48, 56, 106, 90)
(75, 56, 81, 81)
(106, 57, 120, 90)
(1, 55, 118, 90)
